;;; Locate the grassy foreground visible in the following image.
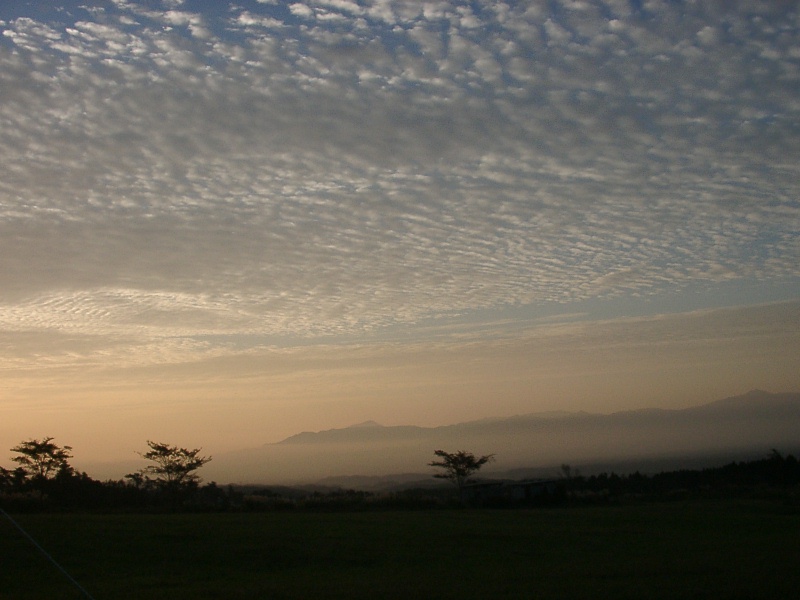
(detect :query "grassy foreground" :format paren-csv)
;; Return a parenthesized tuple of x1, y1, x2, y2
(1, 500, 798, 599)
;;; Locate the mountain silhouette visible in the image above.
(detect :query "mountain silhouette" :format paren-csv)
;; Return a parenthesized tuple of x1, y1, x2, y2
(205, 390, 800, 485)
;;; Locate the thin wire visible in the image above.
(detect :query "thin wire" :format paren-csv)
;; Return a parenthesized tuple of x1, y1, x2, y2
(0, 507, 96, 600)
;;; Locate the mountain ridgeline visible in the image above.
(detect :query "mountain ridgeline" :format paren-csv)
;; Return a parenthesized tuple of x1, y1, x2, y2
(206, 390, 800, 485)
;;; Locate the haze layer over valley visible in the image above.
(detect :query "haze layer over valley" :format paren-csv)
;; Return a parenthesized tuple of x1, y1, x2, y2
(174, 390, 800, 485)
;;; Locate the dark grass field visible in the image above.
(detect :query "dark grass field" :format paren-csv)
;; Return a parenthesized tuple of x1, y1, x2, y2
(2, 500, 799, 599)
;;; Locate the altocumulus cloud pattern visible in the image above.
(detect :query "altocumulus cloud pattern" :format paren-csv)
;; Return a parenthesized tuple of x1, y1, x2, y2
(0, 0, 798, 368)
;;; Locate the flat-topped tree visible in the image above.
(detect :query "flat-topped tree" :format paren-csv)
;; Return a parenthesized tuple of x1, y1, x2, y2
(10, 437, 73, 481)
(132, 441, 211, 502)
(429, 449, 495, 496)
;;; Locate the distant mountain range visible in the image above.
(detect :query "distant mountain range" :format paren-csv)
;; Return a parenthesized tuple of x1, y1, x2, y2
(205, 390, 800, 486)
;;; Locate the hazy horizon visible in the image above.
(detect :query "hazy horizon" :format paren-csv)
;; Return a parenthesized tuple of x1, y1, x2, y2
(69, 389, 800, 485)
(1, 2, 798, 474)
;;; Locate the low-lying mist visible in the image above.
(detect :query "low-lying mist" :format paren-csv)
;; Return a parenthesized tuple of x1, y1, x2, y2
(201, 390, 800, 485)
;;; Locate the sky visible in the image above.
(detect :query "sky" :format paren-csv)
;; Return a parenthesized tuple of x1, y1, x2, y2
(1, 0, 798, 476)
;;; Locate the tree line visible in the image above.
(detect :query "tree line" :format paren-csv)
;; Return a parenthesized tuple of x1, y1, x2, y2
(2, 438, 798, 512)
(0, 438, 217, 511)
(558, 449, 800, 503)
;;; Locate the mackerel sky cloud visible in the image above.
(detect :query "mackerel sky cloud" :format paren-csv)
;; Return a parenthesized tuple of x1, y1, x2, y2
(0, 1, 798, 466)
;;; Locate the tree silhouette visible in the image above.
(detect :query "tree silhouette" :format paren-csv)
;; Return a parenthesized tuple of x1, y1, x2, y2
(10, 437, 73, 481)
(132, 441, 211, 503)
(429, 449, 495, 496)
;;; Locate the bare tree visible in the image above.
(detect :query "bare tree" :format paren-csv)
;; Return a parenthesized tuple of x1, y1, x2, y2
(429, 449, 495, 496)
(10, 437, 73, 481)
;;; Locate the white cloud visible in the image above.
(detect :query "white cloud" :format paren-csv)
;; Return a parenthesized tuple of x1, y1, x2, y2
(236, 11, 284, 29)
(316, 0, 363, 15)
(289, 3, 315, 19)
(0, 0, 797, 359)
